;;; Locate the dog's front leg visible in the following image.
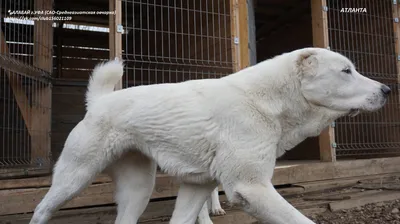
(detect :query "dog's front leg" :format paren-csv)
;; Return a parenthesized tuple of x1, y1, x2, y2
(214, 124, 315, 224)
(170, 183, 217, 224)
(231, 182, 315, 224)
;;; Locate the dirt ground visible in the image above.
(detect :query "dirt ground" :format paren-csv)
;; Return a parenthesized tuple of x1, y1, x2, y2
(308, 199, 400, 224)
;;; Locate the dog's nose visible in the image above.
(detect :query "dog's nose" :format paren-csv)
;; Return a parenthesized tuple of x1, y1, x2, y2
(381, 84, 391, 95)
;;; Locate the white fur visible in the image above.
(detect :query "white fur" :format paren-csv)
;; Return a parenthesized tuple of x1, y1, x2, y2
(28, 47, 389, 224)
(85, 58, 124, 109)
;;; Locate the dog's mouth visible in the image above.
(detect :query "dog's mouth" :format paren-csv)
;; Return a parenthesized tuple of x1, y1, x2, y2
(348, 108, 361, 117)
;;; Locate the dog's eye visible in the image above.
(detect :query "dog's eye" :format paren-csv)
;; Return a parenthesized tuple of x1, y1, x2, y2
(342, 68, 351, 74)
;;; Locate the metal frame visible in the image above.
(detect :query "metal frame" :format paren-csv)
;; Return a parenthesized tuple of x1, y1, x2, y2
(0, 0, 53, 175)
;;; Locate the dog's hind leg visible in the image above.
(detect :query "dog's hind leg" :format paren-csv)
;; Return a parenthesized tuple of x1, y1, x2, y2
(108, 151, 157, 224)
(29, 150, 109, 224)
(170, 183, 217, 224)
(29, 123, 116, 224)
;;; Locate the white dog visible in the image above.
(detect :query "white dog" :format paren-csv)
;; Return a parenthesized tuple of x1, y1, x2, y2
(29, 47, 390, 224)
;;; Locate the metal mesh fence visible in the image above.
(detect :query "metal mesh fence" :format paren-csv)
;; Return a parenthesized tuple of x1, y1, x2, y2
(121, 0, 234, 88)
(327, 0, 400, 158)
(0, 0, 52, 172)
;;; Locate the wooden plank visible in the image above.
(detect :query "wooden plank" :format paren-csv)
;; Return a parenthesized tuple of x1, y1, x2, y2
(0, 183, 114, 216)
(30, 0, 53, 165)
(2, 158, 400, 189)
(311, 0, 329, 48)
(55, 47, 109, 59)
(33, 0, 53, 73)
(247, 0, 257, 66)
(394, 0, 400, 104)
(0, 174, 111, 190)
(0, 198, 327, 224)
(1, 158, 400, 216)
(0, 168, 51, 180)
(230, 0, 240, 72)
(30, 85, 52, 165)
(0, 196, 257, 224)
(230, 0, 250, 71)
(238, 0, 250, 69)
(56, 58, 106, 69)
(294, 178, 358, 193)
(329, 191, 400, 212)
(304, 195, 351, 201)
(272, 157, 400, 185)
(311, 0, 335, 162)
(109, 0, 123, 90)
(0, 174, 179, 216)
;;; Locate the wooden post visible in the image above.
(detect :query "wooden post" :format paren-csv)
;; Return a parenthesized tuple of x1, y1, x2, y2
(312, 0, 336, 162)
(238, 0, 250, 70)
(247, 0, 257, 66)
(393, 0, 400, 100)
(109, 0, 123, 90)
(31, 0, 53, 166)
(230, 0, 240, 72)
(230, 0, 250, 72)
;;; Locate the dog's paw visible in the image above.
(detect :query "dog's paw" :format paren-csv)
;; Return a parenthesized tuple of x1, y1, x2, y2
(211, 207, 226, 216)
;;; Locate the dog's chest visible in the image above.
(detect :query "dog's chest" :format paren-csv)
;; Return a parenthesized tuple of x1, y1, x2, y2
(277, 116, 330, 156)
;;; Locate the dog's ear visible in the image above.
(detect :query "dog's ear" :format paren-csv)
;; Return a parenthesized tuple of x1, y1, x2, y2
(296, 50, 318, 75)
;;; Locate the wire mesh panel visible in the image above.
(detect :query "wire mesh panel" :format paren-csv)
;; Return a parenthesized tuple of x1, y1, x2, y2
(327, 0, 400, 158)
(0, 72, 51, 168)
(0, 0, 53, 173)
(121, 0, 234, 88)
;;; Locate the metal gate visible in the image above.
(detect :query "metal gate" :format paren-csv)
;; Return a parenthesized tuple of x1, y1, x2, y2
(121, 0, 234, 87)
(327, 0, 400, 158)
(0, 0, 53, 175)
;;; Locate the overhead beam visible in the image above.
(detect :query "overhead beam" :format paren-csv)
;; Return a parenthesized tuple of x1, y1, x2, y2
(311, 0, 335, 162)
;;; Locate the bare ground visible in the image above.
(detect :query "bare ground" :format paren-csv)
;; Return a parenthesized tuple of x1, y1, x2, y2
(308, 199, 400, 224)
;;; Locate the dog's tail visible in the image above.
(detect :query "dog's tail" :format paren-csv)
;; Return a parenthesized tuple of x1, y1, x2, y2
(85, 58, 124, 110)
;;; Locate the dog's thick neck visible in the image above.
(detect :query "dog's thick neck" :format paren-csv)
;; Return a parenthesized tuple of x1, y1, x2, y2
(224, 54, 312, 118)
(223, 53, 344, 155)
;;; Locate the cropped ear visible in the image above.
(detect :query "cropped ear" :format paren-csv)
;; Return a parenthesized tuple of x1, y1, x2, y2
(296, 50, 318, 76)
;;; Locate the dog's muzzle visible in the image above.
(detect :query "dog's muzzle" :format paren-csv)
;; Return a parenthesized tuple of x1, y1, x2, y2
(381, 84, 391, 96)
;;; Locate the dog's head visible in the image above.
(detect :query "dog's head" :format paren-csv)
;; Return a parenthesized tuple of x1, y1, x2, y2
(296, 48, 390, 116)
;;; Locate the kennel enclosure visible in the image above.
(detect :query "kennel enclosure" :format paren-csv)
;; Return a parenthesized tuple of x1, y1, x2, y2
(1, 0, 400, 222)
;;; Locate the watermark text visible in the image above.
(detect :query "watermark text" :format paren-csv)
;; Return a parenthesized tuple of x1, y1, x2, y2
(340, 8, 367, 13)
